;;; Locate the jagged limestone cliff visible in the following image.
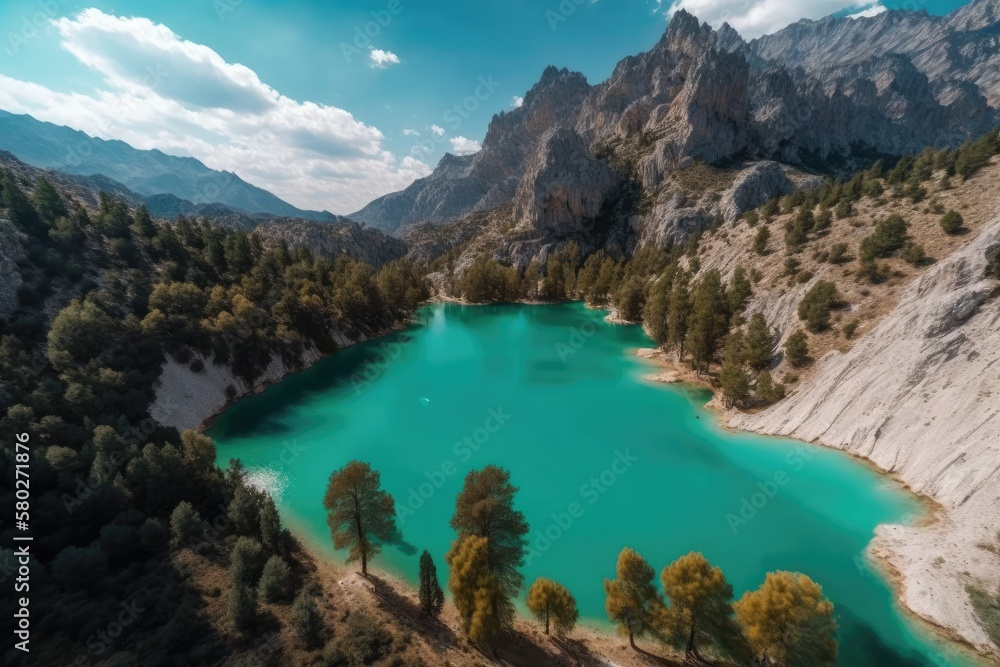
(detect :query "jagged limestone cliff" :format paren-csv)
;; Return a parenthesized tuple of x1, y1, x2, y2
(730, 216, 1000, 655)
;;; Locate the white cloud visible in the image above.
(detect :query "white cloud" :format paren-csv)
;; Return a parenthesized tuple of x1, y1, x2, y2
(511, 95, 524, 109)
(449, 136, 481, 155)
(368, 47, 399, 69)
(368, 47, 400, 69)
(429, 124, 445, 138)
(401, 128, 420, 136)
(0, 9, 428, 213)
(848, 4, 887, 19)
(666, 0, 873, 38)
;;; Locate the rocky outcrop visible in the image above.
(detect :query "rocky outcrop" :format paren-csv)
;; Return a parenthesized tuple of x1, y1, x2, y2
(631, 193, 712, 249)
(250, 219, 406, 267)
(0, 218, 24, 320)
(730, 217, 1000, 653)
(717, 162, 793, 221)
(349, 67, 591, 233)
(513, 128, 612, 233)
(152, 349, 311, 432)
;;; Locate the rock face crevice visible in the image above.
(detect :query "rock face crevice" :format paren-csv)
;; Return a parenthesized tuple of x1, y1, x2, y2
(730, 217, 1000, 654)
(513, 128, 612, 234)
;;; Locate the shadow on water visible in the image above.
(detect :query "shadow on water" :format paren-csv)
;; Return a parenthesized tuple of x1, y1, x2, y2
(211, 317, 431, 439)
(837, 605, 937, 667)
(385, 527, 418, 557)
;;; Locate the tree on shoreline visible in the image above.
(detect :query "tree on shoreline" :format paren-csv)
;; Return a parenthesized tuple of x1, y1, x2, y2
(659, 552, 745, 661)
(447, 535, 509, 650)
(418, 550, 445, 616)
(323, 461, 397, 576)
(734, 571, 838, 667)
(447, 466, 529, 648)
(604, 547, 663, 650)
(526, 577, 578, 635)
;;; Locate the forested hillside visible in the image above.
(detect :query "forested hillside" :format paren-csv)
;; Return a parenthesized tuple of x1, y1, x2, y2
(0, 170, 429, 665)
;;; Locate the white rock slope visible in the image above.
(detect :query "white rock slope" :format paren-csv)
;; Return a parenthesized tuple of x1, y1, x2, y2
(731, 216, 1000, 654)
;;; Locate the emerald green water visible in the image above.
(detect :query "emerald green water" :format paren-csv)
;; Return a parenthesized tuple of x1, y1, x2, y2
(210, 302, 980, 667)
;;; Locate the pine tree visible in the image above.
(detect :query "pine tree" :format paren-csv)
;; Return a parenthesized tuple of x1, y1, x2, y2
(291, 588, 324, 649)
(32, 177, 67, 224)
(727, 267, 753, 317)
(667, 271, 692, 359)
(446, 535, 509, 650)
(686, 270, 729, 374)
(940, 210, 964, 235)
(526, 577, 579, 635)
(169, 501, 203, 547)
(229, 536, 265, 585)
(734, 571, 838, 667)
(419, 550, 445, 616)
(260, 499, 283, 555)
(660, 552, 746, 661)
(756, 370, 786, 403)
(227, 581, 257, 634)
(742, 313, 778, 371)
(753, 226, 770, 256)
(785, 331, 810, 368)
(643, 274, 672, 346)
(323, 461, 397, 576)
(258, 555, 292, 603)
(447, 466, 528, 647)
(604, 548, 663, 650)
(719, 332, 751, 408)
(797, 281, 840, 332)
(450, 466, 528, 601)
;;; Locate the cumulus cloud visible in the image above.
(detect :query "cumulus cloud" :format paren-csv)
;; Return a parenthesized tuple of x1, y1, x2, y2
(449, 136, 481, 155)
(511, 95, 524, 108)
(368, 47, 400, 69)
(665, 0, 874, 38)
(429, 124, 445, 137)
(848, 4, 887, 19)
(401, 128, 420, 136)
(0, 9, 428, 212)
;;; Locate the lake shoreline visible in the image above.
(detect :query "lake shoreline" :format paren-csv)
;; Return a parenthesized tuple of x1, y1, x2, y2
(631, 344, 996, 666)
(206, 299, 996, 666)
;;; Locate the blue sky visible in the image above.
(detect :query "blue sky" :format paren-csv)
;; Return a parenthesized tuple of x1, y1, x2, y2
(0, 0, 972, 213)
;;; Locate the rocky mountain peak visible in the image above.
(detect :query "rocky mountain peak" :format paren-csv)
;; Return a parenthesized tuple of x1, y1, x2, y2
(661, 8, 715, 54)
(948, 0, 1000, 30)
(354, 3, 1000, 236)
(715, 22, 746, 52)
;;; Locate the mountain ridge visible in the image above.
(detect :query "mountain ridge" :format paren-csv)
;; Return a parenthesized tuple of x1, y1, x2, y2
(0, 110, 336, 222)
(351, 4, 1000, 237)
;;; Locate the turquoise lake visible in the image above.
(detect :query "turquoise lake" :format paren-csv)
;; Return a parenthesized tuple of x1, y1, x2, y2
(210, 302, 981, 666)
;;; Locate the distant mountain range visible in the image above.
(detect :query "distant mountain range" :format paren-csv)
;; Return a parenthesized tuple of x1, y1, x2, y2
(351, 0, 1000, 235)
(0, 110, 335, 222)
